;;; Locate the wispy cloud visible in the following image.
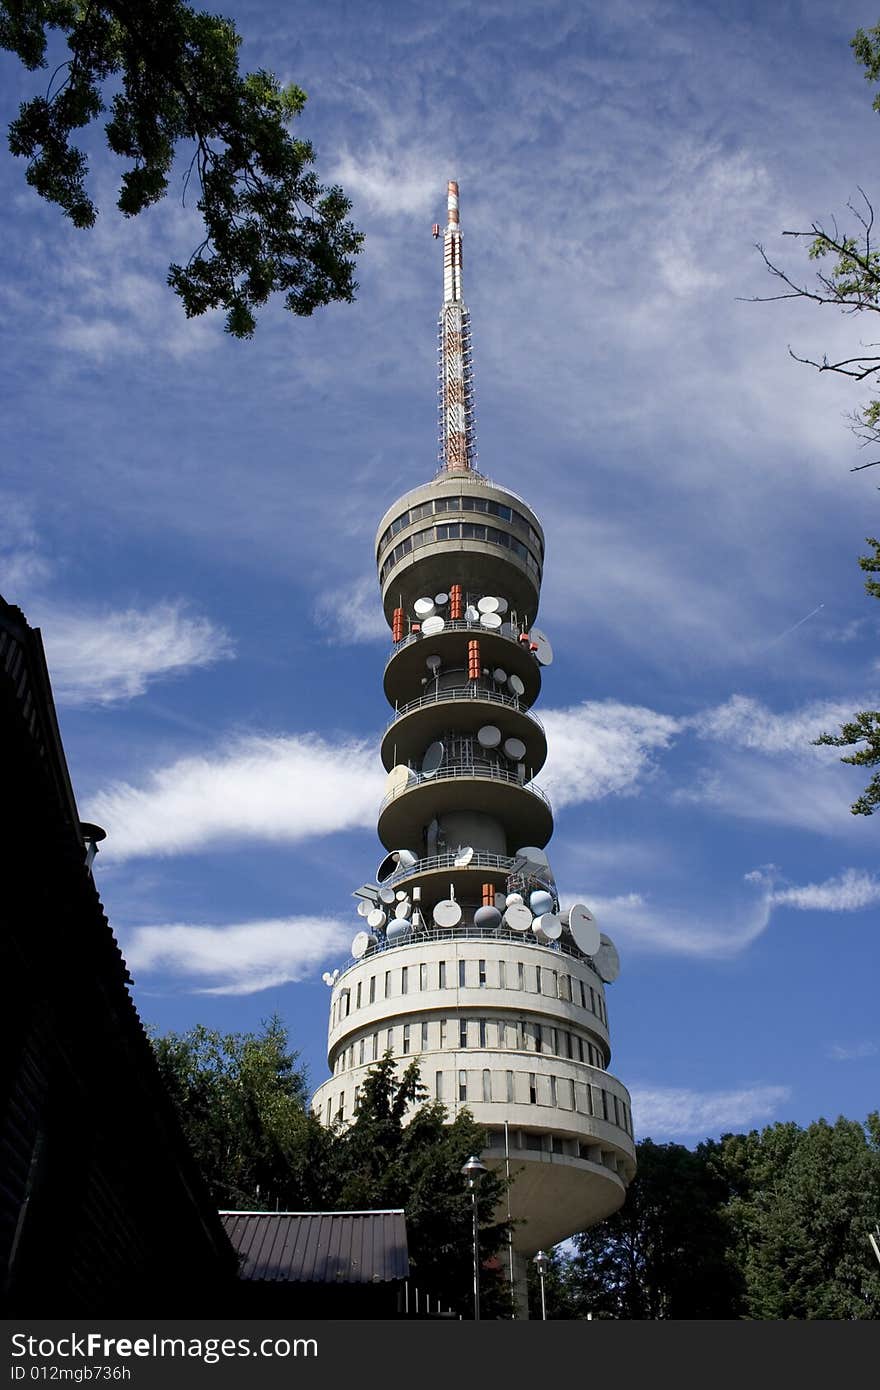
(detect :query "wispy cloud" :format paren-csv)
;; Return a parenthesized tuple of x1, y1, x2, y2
(87, 732, 383, 860)
(313, 574, 387, 643)
(765, 866, 880, 912)
(630, 1083, 791, 1139)
(689, 694, 868, 755)
(123, 915, 351, 994)
(39, 601, 234, 705)
(541, 700, 680, 808)
(826, 1040, 878, 1062)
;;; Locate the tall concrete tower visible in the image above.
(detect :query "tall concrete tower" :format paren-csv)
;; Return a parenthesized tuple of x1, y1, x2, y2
(313, 182, 635, 1311)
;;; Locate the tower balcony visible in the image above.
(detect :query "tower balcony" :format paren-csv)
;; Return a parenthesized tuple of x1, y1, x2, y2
(384, 621, 542, 707)
(377, 762, 554, 852)
(380, 685, 547, 774)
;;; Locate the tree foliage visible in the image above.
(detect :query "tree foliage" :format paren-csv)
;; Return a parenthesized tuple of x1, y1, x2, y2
(814, 538, 880, 814)
(0, 0, 362, 335)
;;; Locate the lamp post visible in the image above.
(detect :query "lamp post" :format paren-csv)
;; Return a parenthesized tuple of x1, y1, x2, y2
(461, 1155, 488, 1320)
(533, 1250, 549, 1320)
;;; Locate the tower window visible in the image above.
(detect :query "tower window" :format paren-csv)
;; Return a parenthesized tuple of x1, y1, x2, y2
(498, 960, 507, 989)
(482, 1070, 492, 1102)
(479, 1019, 487, 1047)
(560, 974, 572, 1003)
(385, 1028, 394, 1054)
(579, 980, 587, 1009)
(369, 976, 376, 1004)
(517, 962, 525, 991)
(421, 1021, 429, 1051)
(385, 971, 391, 999)
(535, 965, 542, 993)
(359, 1039, 365, 1065)
(549, 1076, 557, 1106)
(435, 1072, 444, 1100)
(529, 1074, 537, 1105)
(506, 1070, 514, 1103)
(458, 1070, 468, 1102)
(420, 963, 428, 991)
(401, 966, 408, 995)
(478, 959, 487, 987)
(356, 981, 362, 1009)
(439, 961, 447, 989)
(440, 1018, 448, 1047)
(550, 970, 558, 998)
(460, 1018, 468, 1048)
(402, 1024, 411, 1054)
(459, 959, 467, 988)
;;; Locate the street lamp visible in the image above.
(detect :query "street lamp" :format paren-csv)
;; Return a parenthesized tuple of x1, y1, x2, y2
(533, 1250, 549, 1320)
(461, 1155, 488, 1320)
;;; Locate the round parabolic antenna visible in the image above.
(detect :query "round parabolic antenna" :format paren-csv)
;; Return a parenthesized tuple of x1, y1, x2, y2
(356, 899, 371, 918)
(529, 889, 554, 916)
(493, 668, 508, 683)
(434, 592, 449, 606)
(504, 903, 533, 933)
(530, 627, 554, 666)
(480, 611, 502, 630)
(478, 595, 500, 614)
(453, 845, 475, 867)
(473, 904, 502, 929)
(378, 885, 396, 905)
(465, 605, 480, 622)
(397, 848, 419, 869)
(366, 907, 387, 930)
(414, 596, 436, 619)
(495, 892, 508, 911)
(421, 614, 445, 636)
(351, 931, 376, 960)
(477, 724, 501, 749)
(516, 845, 549, 866)
(386, 919, 410, 943)
(594, 933, 621, 983)
(567, 903, 601, 957)
(505, 892, 524, 906)
(422, 740, 444, 776)
(426, 654, 442, 672)
(394, 899, 411, 919)
(503, 736, 527, 761)
(377, 850, 399, 882)
(495, 597, 509, 615)
(532, 913, 562, 943)
(508, 674, 525, 697)
(386, 764, 415, 798)
(500, 621, 516, 639)
(433, 898, 462, 927)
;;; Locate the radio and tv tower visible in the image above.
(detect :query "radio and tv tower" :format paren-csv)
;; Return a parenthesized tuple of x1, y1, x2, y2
(313, 182, 635, 1315)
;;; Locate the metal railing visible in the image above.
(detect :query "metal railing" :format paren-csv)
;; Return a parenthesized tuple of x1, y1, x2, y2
(386, 619, 539, 670)
(336, 922, 597, 975)
(382, 849, 519, 888)
(384, 684, 544, 734)
(379, 761, 552, 813)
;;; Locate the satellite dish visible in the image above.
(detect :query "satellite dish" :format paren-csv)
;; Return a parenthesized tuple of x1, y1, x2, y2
(395, 890, 407, 901)
(516, 845, 549, 866)
(565, 903, 601, 958)
(421, 614, 446, 636)
(386, 919, 411, 943)
(500, 621, 516, 639)
(322, 972, 333, 986)
(397, 849, 418, 869)
(495, 892, 508, 911)
(532, 913, 562, 943)
(426, 654, 442, 672)
(493, 668, 508, 683)
(352, 931, 377, 960)
(414, 597, 436, 619)
(394, 898, 411, 919)
(433, 898, 462, 927)
(378, 886, 396, 905)
(454, 845, 475, 867)
(478, 595, 500, 614)
(367, 908, 387, 931)
(386, 765, 415, 798)
(477, 724, 501, 749)
(434, 592, 449, 606)
(464, 605, 480, 622)
(508, 674, 525, 697)
(357, 900, 371, 918)
(529, 889, 554, 916)
(530, 627, 554, 666)
(505, 892, 524, 906)
(422, 741, 444, 776)
(503, 736, 527, 761)
(474, 904, 502, 929)
(480, 611, 502, 629)
(503, 903, 533, 933)
(495, 597, 509, 615)
(594, 933, 621, 983)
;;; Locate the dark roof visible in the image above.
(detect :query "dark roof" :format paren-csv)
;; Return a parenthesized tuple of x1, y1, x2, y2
(220, 1211, 409, 1285)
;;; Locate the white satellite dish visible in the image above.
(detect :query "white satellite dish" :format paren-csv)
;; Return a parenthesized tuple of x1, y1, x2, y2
(480, 611, 502, 629)
(357, 900, 371, 918)
(503, 736, 527, 761)
(503, 903, 533, 933)
(477, 724, 501, 749)
(495, 597, 509, 615)
(532, 913, 562, 943)
(421, 614, 446, 636)
(565, 903, 601, 958)
(434, 592, 449, 606)
(464, 605, 480, 622)
(422, 741, 444, 776)
(593, 933, 621, 983)
(493, 668, 508, 684)
(394, 898, 411, 919)
(508, 674, 525, 697)
(414, 597, 436, 619)
(494, 892, 507, 911)
(352, 931, 377, 960)
(530, 627, 554, 665)
(474, 904, 503, 929)
(322, 972, 333, 986)
(433, 898, 462, 927)
(453, 845, 475, 867)
(395, 890, 407, 901)
(516, 845, 549, 866)
(426, 654, 442, 672)
(386, 765, 415, 798)
(478, 595, 500, 614)
(366, 908, 387, 931)
(386, 919, 410, 943)
(529, 889, 554, 916)
(378, 886, 397, 906)
(505, 892, 524, 906)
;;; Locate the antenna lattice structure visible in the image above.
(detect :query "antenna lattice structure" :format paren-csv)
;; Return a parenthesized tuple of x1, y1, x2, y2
(437, 181, 477, 473)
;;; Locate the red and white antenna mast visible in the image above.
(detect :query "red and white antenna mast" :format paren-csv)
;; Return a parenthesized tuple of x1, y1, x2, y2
(434, 180, 476, 473)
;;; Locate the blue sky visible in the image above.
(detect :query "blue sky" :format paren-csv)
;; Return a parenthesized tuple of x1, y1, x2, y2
(2, 0, 878, 1144)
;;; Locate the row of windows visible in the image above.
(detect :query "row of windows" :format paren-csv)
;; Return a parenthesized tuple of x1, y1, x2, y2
(332, 958, 607, 1027)
(332, 1015, 608, 1075)
(379, 494, 543, 560)
(328, 1072, 632, 1138)
(378, 522, 542, 587)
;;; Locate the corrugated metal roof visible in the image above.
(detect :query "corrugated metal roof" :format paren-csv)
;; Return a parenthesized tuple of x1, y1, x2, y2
(220, 1210, 409, 1285)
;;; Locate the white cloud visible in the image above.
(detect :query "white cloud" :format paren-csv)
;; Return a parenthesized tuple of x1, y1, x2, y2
(330, 145, 439, 218)
(630, 1083, 791, 1139)
(540, 700, 680, 808)
(690, 694, 869, 756)
(826, 1041, 878, 1062)
(123, 915, 351, 994)
(313, 574, 388, 643)
(86, 732, 383, 860)
(39, 600, 234, 705)
(770, 867, 880, 912)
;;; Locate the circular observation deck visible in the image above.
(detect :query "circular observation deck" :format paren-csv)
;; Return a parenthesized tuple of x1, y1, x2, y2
(380, 686, 547, 773)
(377, 762, 554, 851)
(384, 623, 542, 708)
